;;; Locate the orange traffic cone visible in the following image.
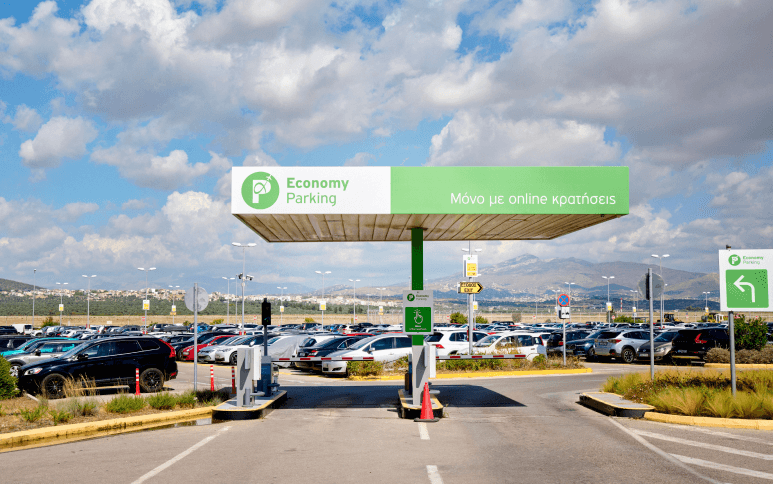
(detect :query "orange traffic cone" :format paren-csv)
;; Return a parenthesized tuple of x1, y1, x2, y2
(414, 382, 439, 422)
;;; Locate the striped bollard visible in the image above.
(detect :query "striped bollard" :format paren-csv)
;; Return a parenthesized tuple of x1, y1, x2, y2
(210, 365, 215, 391)
(135, 368, 140, 395)
(231, 366, 236, 395)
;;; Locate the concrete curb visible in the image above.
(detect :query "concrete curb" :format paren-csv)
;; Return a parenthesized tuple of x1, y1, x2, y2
(644, 411, 773, 430)
(212, 391, 287, 421)
(579, 392, 654, 418)
(0, 406, 216, 451)
(704, 363, 773, 369)
(349, 368, 591, 381)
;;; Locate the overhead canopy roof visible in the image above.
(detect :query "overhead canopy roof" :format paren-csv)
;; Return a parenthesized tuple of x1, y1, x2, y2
(232, 167, 629, 243)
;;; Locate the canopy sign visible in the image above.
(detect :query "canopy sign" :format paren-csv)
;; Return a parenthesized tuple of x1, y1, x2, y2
(719, 250, 772, 311)
(232, 167, 629, 242)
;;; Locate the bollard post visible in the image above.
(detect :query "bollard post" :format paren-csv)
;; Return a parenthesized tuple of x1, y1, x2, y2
(210, 365, 215, 392)
(231, 366, 236, 395)
(135, 368, 140, 395)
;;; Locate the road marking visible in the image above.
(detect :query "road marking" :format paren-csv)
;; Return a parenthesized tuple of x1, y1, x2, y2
(607, 419, 723, 484)
(672, 454, 773, 480)
(418, 422, 430, 440)
(131, 426, 231, 484)
(653, 422, 773, 446)
(426, 465, 444, 484)
(633, 429, 773, 460)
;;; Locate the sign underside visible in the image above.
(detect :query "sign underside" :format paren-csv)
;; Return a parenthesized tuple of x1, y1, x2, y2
(235, 212, 621, 242)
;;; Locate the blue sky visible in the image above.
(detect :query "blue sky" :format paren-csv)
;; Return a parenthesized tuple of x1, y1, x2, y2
(1, 0, 772, 295)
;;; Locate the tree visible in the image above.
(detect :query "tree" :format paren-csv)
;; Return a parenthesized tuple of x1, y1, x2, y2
(0, 357, 18, 399)
(474, 315, 488, 326)
(734, 315, 768, 351)
(450, 312, 467, 325)
(512, 312, 522, 323)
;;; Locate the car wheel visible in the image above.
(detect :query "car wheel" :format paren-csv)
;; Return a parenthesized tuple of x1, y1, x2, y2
(586, 348, 596, 362)
(621, 347, 636, 364)
(229, 353, 238, 366)
(9, 363, 21, 378)
(41, 373, 66, 399)
(139, 368, 164, 393)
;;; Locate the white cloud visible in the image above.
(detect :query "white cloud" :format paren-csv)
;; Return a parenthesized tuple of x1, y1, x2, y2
(6, 105, 43, 132)
(121, 199, 152, 210)
(18, 116, 98, 169)
(55, 202, 100, 222)
(343, 152, 373, 166)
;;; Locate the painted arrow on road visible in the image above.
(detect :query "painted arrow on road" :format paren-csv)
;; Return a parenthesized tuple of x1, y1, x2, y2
(733, 275, 756, 303)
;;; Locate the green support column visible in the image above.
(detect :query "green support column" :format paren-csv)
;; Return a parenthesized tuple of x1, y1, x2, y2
(411, 227, 425, 346)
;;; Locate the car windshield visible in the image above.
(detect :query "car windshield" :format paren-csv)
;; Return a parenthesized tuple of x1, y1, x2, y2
(654, 331, 681, 342)
(474, 335, 499, 347)
(348, 337, 377, 350)
(58, 342, 90, 359)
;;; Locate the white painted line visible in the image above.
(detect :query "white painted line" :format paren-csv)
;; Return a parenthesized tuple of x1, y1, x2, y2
(426, 465, 444, 484)
(131, 426, 230, 484)
(418, 422, 430, 440)
(634, 429, 773, 460)
(653, 422, 773, 446)
(671, 454, 773, 480)
(607, 419, 723, 484)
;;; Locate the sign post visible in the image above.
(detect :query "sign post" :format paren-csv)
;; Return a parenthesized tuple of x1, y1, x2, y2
(557, 294, 570, 365)
(185, 285, 209, 392)
(719, 249, 773, 396)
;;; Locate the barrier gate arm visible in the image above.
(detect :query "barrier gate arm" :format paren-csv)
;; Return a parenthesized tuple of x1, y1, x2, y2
(271, 354, 526, 362)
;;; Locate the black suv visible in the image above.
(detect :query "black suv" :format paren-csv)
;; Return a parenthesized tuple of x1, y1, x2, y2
(17, 336, 178, 398)
(670, 329, 729, 360)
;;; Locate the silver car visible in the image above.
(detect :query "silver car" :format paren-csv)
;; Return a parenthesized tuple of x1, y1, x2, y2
(594, 330, 650, 363)
(7, 340, 81, 377)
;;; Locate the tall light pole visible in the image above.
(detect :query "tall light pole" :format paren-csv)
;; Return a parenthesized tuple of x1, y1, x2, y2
(651, 254, 669, 324)
(277, 286, 287, 324)
(137, 267, 156, 328)
(703, 291, 710, 320)
(32, 269, 36, 328)
(463, 244, 482, 354)
(377, 287, 386, 324)
(56, 282, 68, 326)
(602, 276, 614, 324)
(169, 285, 180, 325)
(366, 294, 372, 322)
(82, 275, 96, 328)
(222, 277, 234, 325)
(630, 289, 638, 321)
(348, 279, 360, 324)
(232, 242, 257, 333)
(315, 271, 331, 327)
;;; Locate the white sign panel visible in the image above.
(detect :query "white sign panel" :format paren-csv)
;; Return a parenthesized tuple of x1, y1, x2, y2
(232, 167, 391, 215)
(402, 290, 433, 335)
(463, 255, 478, 277)
(719, 249, 773, 312)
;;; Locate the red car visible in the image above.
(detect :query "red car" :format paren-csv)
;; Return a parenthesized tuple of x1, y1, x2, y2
(178, 335, 235, 361)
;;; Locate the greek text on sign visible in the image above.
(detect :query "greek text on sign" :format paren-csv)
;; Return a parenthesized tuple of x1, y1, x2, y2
(403, 290, 433, 335)
(458, 282, 483, 294)
(719, 250, 773, 312)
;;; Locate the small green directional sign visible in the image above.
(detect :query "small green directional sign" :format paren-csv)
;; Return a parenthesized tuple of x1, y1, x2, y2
(719, 250, 773, 312)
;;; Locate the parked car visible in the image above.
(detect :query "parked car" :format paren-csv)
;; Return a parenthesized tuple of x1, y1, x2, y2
(636, 331, 685, 363)
(6, 340, 81, 377)
(0, 335, 33, 351)
(321, 334, 412, 376)
(670, 328, 730, 361)
(212, 334, 278, 365)
(565, 330, 606, 360)
(424, 331, 489, 356)
(461, 332, 546, 360)
(177, 334, 236, 361)
(17, 336, 178, 398)
(594, 330, 651, 363)
(295, 336, 368, 370)
(196, 336, 252, 363)
(545, 330, 590, 356)
(0, 337, 77, 358)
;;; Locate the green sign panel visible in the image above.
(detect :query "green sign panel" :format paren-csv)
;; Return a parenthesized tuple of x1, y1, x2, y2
(403, 290, 433, 335)
(719, 250, 773, 312)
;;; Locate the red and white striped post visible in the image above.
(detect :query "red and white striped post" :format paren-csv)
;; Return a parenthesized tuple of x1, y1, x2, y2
(210, 365, 215, 392)
(135, 368, 140, 395)
(231, 366, 236, 394)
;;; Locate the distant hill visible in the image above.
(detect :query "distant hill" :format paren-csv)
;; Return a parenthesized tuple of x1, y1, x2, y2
(0, 278, 39, 292)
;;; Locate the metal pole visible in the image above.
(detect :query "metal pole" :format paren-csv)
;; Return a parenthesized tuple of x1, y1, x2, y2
(648, 268, 654, 381)
(321, 273, 325, 327)
(32, 269, 36, 329)
(226, 279, 230, 325)
(241, 248, 246, 333)
(729, 310, 736, 396)
(193, 283, 198, 393)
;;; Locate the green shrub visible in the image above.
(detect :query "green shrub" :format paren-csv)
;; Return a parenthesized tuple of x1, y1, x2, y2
(0, 356, 18, 399)
(105, 395, 146, 414)
(437, 359, 505, 372)
(474, 315, 488, 326)
(388, 356, 409, 373)
(49, 408, 72, 425)
(41, 316, 57, 328)
(147, 392, 177, 410)
(194, 389, 226, 407)
(19, 403, 48, 423)
(511, 312, 522, 323)
(65, 398, 99, 417)
(450, 312, 467, 325)
(176, 391, 197, 408)
(347, 360, 384, 377)
(705, 347, 773, 364)
(211, 318, 224, 325)
(304, 317, 316, 323)
(706, 348, 730, 363)
(532, 355, 546, 365)
(734, 315, 769, 351)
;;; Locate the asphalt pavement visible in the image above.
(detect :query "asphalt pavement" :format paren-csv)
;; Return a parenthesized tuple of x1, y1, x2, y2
(1, 363, 771, 483)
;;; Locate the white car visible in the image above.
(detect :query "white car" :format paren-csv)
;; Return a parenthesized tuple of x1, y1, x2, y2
(196, 335, 250, 363)
(424, 331, 488, 356)
(321, 334, 412, 375)
(212, 334, 274, 365)
(460, 331, 547, 360)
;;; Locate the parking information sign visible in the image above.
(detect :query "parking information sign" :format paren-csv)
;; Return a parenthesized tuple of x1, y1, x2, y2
(719, 250, 772, 311)
(463, 255, 478, 277)
(143, 299, 150, 311)
(403, 290, 433, 335)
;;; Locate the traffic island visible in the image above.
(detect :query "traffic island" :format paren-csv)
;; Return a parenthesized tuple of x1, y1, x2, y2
(579, 392, 654, 418)
(397, 389, 444, 420)
(212, 391, 287, 421)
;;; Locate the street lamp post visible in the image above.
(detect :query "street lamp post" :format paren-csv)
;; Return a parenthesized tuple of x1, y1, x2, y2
(703, 291, 711, 321)
(277, 286, 287, 324)
(348, 279, 360, 324)
(169, 285, 180, 325)
(232, 242, 257, 333)
(56, 282, 68, 326)
(630, 290, 638, 321)
(651, 254, 669, 324)
(315, 271, 331, 327)
(222, 277, 234, 325)
(602, 276, 614, 324)
(32, 269, 36, 329)
(82, 275, 96, 328)
(377, 288, 386, 324)
(137, 267, 156, 329)
(463, 244, 482, 354)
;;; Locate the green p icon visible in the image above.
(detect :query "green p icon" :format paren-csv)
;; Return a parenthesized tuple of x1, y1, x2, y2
(726, 269, 768, 308)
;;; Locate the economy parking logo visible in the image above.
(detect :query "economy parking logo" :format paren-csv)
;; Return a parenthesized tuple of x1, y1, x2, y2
(242, 172, 280, 209)
(728, 254, 741, 266)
